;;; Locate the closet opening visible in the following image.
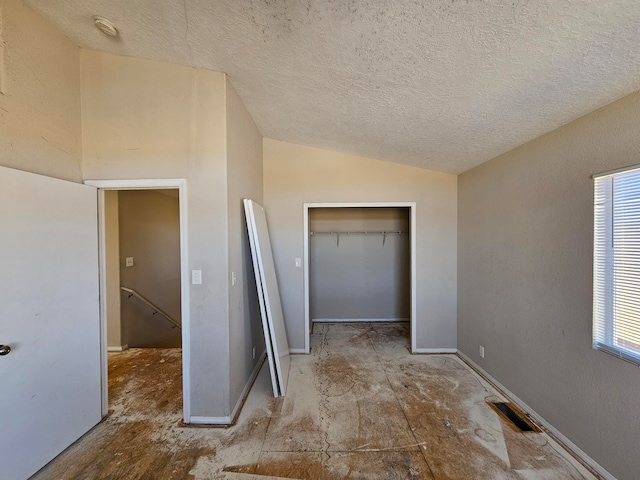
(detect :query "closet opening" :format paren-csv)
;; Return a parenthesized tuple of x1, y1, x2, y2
(303, 203, 417, 353)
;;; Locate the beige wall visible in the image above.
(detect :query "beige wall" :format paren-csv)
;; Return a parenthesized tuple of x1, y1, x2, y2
(81, 50, 231, 418)
(263, 139, 457, 351)
(119, 190, 181, 348)
(104, 190, 122, 348)
(458, 90, 640, 479)
(0, 0, 81, 181)
(225, 78, 265, 410)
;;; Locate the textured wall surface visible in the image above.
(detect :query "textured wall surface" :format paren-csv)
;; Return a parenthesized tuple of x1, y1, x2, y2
(458, 90, 640, 480)
(225, 77, 265, 411)
(81, 50, 232, 418)
(104, 190, 122, 349)
(119, 190, 182, 348)
(0, 0, 82, 181)
(25, 0, 640, 174)
(263, 138, 457, 351)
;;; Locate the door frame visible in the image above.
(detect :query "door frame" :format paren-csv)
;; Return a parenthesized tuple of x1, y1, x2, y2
(303, 202, 417, 353)
(85, 179, 191, 421)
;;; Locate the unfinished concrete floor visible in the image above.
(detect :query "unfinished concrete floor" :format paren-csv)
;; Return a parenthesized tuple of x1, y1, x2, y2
(32, 323, 597, 480)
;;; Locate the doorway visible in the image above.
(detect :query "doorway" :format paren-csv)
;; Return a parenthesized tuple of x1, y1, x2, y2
(116, 189, 181, 349)
(303, 203, 417, 353)
(86, 179, 190, 421)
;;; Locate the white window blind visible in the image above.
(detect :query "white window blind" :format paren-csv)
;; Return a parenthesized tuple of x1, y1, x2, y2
(593, 166, 640, 366)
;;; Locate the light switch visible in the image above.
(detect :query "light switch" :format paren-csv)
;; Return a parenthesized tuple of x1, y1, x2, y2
(295, 257, 302, 268)
(125, 257, 134, 267)
(192, 270, 202, 285)
(232, 271, 237, 286)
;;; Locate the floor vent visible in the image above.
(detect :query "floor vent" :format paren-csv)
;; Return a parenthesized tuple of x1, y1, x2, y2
(488, 401, 540, 433)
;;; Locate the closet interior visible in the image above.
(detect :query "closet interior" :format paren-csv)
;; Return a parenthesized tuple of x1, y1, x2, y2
(309, 207, 411, 325)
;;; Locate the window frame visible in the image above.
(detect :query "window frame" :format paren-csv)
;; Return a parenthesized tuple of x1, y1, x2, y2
(593, 164, 640, 366)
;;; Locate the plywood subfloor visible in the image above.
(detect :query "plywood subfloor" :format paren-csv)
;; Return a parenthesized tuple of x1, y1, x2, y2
(32, 324, 597, 480)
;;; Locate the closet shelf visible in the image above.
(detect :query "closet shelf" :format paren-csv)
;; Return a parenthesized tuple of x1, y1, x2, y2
(310, 230, 407, 246)
(310, 230, 407, 236)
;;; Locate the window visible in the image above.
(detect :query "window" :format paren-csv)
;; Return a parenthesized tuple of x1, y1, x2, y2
(593, 166, 640, 365)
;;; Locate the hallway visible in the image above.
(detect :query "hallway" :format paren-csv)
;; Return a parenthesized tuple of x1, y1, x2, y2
(32, 324, 596, 479)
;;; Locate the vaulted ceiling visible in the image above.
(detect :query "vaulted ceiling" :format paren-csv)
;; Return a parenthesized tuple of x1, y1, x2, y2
(26, 0, 640, 174)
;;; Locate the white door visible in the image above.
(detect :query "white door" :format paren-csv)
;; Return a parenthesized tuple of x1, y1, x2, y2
(244, 199, 291, 396)
(0, 166, 101, 480)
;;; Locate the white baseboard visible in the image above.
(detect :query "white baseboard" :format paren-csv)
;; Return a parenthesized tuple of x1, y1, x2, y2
(107, 344, 128, 352)
(187, 351, 267, 427)
(312, 318, 409, 323)
(189, 415, 232, 425)
(457, 350, 615, 480)
(413, 347, 457, 354)
(229, 351, 266, 424)
(289, 348, 308, 354)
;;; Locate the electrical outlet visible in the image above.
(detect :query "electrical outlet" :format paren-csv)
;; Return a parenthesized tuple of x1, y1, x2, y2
(232, 271, 236, 286)
(479, 345, 485, 358)
(125, 257, 134, 267)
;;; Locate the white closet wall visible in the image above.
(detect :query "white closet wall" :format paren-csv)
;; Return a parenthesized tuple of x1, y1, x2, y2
(310, 207, 410, 321)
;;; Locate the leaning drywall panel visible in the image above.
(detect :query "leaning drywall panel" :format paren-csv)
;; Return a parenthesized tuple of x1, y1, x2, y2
(245, 199, 291, 396)
(244, 199, 280, 397)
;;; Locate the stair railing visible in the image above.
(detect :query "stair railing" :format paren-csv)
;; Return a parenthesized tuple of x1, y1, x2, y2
(120, 286, 181, 330)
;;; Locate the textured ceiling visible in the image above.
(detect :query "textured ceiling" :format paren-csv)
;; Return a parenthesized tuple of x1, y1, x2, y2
(25, 0, 640, 174)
